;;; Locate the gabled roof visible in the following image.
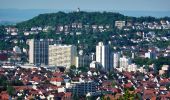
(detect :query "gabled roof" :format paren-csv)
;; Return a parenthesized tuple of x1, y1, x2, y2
(50, 77, 63, 82)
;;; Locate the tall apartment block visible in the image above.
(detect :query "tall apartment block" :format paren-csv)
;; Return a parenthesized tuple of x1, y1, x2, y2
(66, 81, 97, 96)
(113, 52, 120, 68)
(49, 44, 77, 69)
(29, 39, 58, 65)
(119, 56, 131, 69)
(76, 50, 92, 68)
(96, 42, 112, 71)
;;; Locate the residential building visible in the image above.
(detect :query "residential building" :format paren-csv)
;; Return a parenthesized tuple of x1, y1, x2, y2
(127, 64, 138, 72)
(115, 21, 126, 29)
(89, 61, 100, 69)
(13, 46, 21, 54)
(49, 44, 77, 69)
(96, 42, 111, 71)
(76, 50, 91, 68)
(113, 52, 120, 68)
(67, 81, 97, 96)
(119, 56, 131, 69)
(145, 49, 156, 59)
(29, 39, 57, 65)
(90, 53, 96, 61)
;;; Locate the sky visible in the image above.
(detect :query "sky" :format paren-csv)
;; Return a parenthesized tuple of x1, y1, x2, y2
(0, 0, 170, 11)
(0, 0, 170, 23)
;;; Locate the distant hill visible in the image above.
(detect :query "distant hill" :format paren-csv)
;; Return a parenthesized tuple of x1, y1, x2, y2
(0, 9, 60, 25)
(17, 11, 126, 27)
(1, 9, 170, 25)
(0, 21, 16, 25)
(16, 11, 170, 28)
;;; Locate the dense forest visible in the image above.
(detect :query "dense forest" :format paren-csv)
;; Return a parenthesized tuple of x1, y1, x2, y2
(16, 11, 170, 28)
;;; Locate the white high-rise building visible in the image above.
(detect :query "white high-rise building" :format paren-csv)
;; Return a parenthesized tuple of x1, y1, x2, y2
(29, 39, 58, 65)
(113, 52, 120, 68)
(49, 44, 77, 69)
(145, 49, 156, 59)
(96, 42, 111, 71)
(119, 56, 131, 69)
(76, 50, 91, 68)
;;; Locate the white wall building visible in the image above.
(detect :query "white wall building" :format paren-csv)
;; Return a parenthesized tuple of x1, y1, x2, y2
(29, 39, 57, 65)
(145, 50, 156, 59)
(113, 52, 120, 68)
(90, 61, 100, 69)
(119, 56, 131, 69)
(115, 21, 126, 29)
(49, 44, 77, 69)
(127, 64, 138, 72)
(96, 42, 111, 71)
(76, 50, 91, 68)
(13, 46, 21, 54)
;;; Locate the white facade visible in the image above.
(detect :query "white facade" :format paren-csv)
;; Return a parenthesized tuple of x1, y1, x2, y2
(119, 56, 131, 69)
(29, 39, 34, 64)
(90, 61, 99, 69)
(115, 21, 126, 29)
(113, 52, 120, 68)
(50, 81, 62, 86)
(49, 44, 77, 69)
(76, 50, 91, 68)
(76, 55, 91, 68)
(145, 50, 156, 59)
(29, 39, 57, 65)
(96, 42, 110, 71)
(127, 64, 138, 72)
(13, 46, 21, 54)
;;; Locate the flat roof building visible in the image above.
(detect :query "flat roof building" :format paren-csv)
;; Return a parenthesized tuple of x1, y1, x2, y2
(49, 44, 77, 69)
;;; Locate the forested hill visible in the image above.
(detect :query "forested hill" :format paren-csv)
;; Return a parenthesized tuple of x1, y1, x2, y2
(16, 11, 124, 28)
(17, 11, 170, 28)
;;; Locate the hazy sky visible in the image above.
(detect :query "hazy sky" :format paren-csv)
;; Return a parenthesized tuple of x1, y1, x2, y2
(0, 0, 170, 11)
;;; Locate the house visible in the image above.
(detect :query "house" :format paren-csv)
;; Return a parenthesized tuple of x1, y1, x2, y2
(143, 89, 156, 100)
(0, 91, 10, 100)
(50, 77, 63, 86)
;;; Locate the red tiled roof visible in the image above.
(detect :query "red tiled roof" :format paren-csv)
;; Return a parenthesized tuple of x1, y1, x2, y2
(0, 91, 9, 100)
(32, 76, 41, 82)
(143, 89, 156, 100)
(14, 86, 32, 91)
(160, 78, 170, 85)
(53, 72, 63, 77)
(64, 92, 71, 97)
(123, 72, 132, 79)
(124, 82, 133, 88)
(50, 77, 63, 82)
(110, 88, 119, 93)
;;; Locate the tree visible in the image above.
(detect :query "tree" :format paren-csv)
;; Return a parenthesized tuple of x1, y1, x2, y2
(112, 81, 116, 88)
(7, 85, 15, 96)
(70, 65, 76, 69)
(72, 92, 79, 100)
(106, 96, 111, 100)
(11, 80, 23, 86)
(118, 90, 136, 100)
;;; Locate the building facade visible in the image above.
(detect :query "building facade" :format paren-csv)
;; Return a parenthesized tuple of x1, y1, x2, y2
(113, 52, 120, 68)
(96, 42, 112, 71)
(119, 56, 131, 69)
(76, 55, 91, 68)
(75, 50, 92, 68)
(115, 21, 126, 29)
(29, 39, 58, 65)
(49, 44, 77, 69)
(67, 81, 97, 96)
(145, 50, 156, 59)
